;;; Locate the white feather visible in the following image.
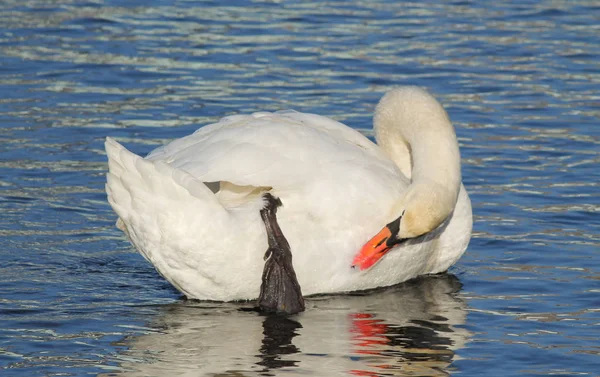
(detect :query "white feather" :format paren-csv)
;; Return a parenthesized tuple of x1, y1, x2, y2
(105, 86, 473, 301)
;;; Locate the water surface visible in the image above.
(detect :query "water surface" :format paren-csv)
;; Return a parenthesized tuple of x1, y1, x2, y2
(1, 1, 599, 376)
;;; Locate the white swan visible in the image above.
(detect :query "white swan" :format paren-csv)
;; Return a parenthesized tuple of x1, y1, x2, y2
(105, 86, 472, 301)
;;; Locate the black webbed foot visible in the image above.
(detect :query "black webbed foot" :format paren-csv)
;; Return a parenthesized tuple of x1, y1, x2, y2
(258, 193, 305, 315)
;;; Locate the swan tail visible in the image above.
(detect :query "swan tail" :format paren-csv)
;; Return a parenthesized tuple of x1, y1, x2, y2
(105, 137, 227, 263)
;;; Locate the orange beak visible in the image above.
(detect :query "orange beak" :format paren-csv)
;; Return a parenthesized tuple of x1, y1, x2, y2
(352, 226, 393, 271)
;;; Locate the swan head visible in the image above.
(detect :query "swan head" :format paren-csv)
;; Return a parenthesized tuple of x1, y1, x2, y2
(352, 182, 456, 271)
(352, 86, 462, 271)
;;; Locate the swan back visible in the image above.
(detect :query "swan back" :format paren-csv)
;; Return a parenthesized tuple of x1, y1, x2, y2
(374, 87, 462, 239)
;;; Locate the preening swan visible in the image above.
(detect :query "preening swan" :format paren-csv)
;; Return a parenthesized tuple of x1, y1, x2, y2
(105, 86, 472, 303)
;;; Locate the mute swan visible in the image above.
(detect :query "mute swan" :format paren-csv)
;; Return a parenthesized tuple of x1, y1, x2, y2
(105, 86, 472, 302)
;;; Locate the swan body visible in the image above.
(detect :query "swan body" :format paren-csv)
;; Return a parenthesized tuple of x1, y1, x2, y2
(105, 86, 472, 301)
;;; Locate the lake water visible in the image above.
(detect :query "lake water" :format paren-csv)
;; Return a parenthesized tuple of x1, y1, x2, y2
(1, 1, 599, 376)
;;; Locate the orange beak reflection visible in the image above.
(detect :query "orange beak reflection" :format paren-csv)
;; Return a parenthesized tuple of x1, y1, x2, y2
(352, 226, 393, 271)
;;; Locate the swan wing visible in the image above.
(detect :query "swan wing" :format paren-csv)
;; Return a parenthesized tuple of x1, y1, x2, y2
(145, 111, 403, 191)
(105, 137, 242, 298)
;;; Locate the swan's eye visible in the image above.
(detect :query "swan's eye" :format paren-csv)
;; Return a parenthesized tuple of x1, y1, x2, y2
(385, 215, 402, 246)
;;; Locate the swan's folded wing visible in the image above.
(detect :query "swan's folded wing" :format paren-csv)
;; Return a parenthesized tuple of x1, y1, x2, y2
(105, 137, 229, 290)
(144, 112, 402, 190)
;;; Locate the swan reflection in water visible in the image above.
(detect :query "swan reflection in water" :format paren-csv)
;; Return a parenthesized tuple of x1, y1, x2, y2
(104, 274, 470, 377)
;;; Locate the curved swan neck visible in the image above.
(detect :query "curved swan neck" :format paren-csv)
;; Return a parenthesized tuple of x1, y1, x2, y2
(374, 86, 462, 238)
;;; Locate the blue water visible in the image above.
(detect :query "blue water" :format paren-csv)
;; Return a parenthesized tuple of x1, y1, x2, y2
(1, 1, 599, 376)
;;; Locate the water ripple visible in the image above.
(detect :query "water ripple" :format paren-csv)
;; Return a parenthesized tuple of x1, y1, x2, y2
(1, 0, 599, 376)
